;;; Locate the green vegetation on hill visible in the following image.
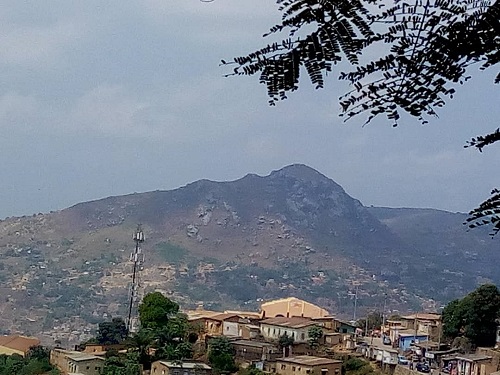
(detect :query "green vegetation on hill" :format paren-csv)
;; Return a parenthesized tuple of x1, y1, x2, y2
(156, 242, 188, 264)
(0, 346, 60, 375)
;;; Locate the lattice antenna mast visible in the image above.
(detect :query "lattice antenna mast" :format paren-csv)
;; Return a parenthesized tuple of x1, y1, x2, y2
(127, 225, 145, 332)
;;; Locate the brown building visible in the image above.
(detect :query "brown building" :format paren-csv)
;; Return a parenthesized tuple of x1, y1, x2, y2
(230, 339, 280, 363)
(261, 298, 329, 319)
(275, 355, 342, 375)
(50, 348, 105, 375)
(0, 335, 40, 357)
(151, 360, 212, 375)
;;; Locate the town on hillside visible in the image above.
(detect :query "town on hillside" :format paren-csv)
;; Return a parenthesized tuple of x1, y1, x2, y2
(2, 291, 500, 375)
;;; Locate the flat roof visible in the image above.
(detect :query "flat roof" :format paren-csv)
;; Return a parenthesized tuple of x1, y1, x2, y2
(67, 353, 105, 362)
(230, 340, 277, 348)
(261, 317, 317, 329)
(455, 354, 492, 362)
(278, 355, 342, 366)
(159, 361, 211, 369)
(401, 313, 441, 321)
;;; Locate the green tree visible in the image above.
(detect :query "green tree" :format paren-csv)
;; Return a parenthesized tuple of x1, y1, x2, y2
(357, 311, 383, 333)
(138, 292, 179, 330)
(208, 336, 237, 374)
(101, 353, 141, 375)
(239, 365, 266, 375)
(97, 317, 129, 345)
(278, 333, 294, 349)
(307, 326, 324, 349)
(442, 284, 500, 347)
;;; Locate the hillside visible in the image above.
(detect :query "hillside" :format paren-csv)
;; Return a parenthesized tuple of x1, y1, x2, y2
(0, 164, 498, 346)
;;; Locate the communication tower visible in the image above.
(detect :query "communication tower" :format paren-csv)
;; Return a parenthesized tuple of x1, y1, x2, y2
(126, 225, 145, 332)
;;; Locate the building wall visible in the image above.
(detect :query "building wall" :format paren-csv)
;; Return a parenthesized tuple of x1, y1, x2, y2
(223, 321, 239, 337)
(151, 362, 211, 375)
(68, 359, 104, 375)
(0, 346, 24, 356)
(262, 298, 329, 319)
(260, 324, 310, 343)
(276, 360, 341, 375)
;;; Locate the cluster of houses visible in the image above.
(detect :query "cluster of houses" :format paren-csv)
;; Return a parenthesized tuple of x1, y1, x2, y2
(47, 297, 354, 375)
(3, 296, 500, 375)
(360, 313, 500, 375)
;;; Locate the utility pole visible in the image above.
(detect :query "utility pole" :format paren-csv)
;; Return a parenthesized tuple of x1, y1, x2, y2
(382, 293, 387, 336)
(126, 225, 145, 332)
(353, 285, 359, 321)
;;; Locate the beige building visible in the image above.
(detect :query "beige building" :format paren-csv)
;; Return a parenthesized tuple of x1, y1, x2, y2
(151, 360, 212, 375)
(0, 335, 40, 357)
(260, 317, 320, 343)
(50, 348, 105, 375)
(261, 298, 329, 319)
(275, 355, 342, 375)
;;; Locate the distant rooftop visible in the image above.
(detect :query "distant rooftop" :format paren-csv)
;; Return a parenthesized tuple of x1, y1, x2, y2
(159, 361, 211, 369)
(261, 317, 317, 328)
(278, 355, 342, 366)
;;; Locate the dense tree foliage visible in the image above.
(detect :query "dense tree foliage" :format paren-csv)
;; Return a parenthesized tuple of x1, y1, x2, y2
(442, 284, 500, 347)
(308, 326, 324, 349)
(101, 353, 141, 375)
(0, 346, 59, 375)
(97, 317, 129, 345)
(139, 292, 180, 329)
(208, 336, 238, 374)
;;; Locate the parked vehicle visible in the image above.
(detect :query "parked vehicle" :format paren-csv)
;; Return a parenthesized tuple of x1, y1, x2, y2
(398, 355, 409, 365)
(416, 363, 430, 373)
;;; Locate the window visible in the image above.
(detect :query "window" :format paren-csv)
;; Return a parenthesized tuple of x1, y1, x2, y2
(306, 370, 311, 374)
(292, 366, 296, 371)
(301, 333, 305, 340)
(87, 366, 90, 370)
(281, 365, 286, 370)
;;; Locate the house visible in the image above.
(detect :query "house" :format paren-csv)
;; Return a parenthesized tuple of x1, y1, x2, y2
(335, 321, 356, 335)
(261, 298, 329, 319)
(151, 360, 212, 375)
(275, 355, 342, 375)
(50, 349, 105, 375)
(400, 313, 442, 342)
(397, 332, 429, 351)
(230, 339, 280, 363)
(189, 312, 241, 338)
(0, 335, 40, 357)
(260, 317, 320, 343)
(454, 354, 495, 375)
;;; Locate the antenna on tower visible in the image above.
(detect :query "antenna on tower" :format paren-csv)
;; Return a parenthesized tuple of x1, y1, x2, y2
(127, 225, 145, 332)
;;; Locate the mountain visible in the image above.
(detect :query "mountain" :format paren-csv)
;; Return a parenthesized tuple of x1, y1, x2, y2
(0, 164, 498, 346)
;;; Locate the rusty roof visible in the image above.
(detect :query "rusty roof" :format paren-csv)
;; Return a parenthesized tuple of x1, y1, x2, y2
(0, 335, 40, 354)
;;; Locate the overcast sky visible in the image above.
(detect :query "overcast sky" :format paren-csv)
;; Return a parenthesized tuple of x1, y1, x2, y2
(0, 0, 498, 218)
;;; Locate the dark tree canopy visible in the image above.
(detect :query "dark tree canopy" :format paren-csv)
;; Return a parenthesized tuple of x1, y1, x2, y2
(442, 284, 500, 347)
(138, 292, 180, 330)
(226, 0, 498, 126)
(97, 317, 129, 345)
(225, 0, 499, 234)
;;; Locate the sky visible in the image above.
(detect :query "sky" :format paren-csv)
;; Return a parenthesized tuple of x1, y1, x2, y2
(0, 0, 499, 218)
